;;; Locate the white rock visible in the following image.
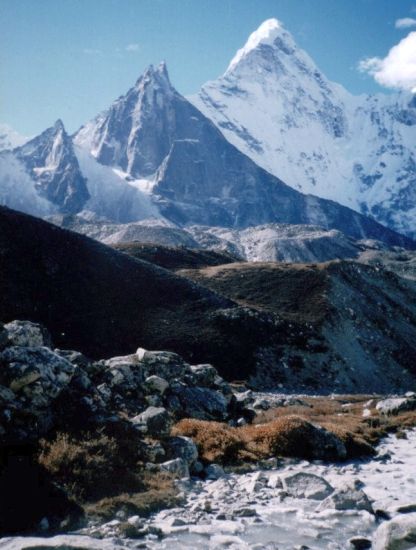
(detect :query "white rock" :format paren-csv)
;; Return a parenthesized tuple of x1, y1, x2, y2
(144, 375, 169, 394)
(136, 347, 147, 360)
(5, 320, 51, 348)
(318, 480, 373, 513)
(372, 512, 416, 550)
(282, 472, 333, 500)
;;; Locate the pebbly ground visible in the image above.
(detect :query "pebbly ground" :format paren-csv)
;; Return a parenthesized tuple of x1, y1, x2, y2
(2, 428, 416, 550)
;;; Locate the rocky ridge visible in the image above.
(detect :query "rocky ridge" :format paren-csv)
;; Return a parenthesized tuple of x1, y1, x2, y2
(49, 214, 406, 265)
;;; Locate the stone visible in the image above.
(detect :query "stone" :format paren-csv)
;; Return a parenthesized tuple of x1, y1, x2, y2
(4, 320, 52, 348)
(189, 364, 218, 387)
(145, 394, 163, 407)
(253, 398, 271, 410)
(282, 472, 333, 500)
(132, 407, 172, 437)
(348, 537, 372, 549)
(318, 480, 373, 513)
(159, 458, 190, 479)
(0, 346, 75, 403)
(234, 390, 254, 407)
(205, 463, 225, 480)
(138, 440, 166, 463)
(164, 436, 198, 465)
(396, 504, 416, 514)
(127, 515, 145, 529)
(191, 460, 204, 475)
(170, 385, 229, 421)
(376, 396, 416, 416)
(372, 512, 416, 550)
(137, 350, 191, 380)
(144, 375, 169, 395)
(55, 349, 91, 370)
(233, 507, 257, 517)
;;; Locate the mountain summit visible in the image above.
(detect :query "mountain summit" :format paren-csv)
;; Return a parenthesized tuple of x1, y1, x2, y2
(1, 60, 415, 248)
(74, 62, 177, 178)
(190, 19, 416, 239)
(72, 63, 414, 246)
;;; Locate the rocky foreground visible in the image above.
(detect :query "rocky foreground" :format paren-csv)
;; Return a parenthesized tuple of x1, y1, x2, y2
(1, 320, 416, 549)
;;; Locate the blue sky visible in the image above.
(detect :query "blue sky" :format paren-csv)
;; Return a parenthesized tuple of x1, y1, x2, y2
(1, 0, 416, 136)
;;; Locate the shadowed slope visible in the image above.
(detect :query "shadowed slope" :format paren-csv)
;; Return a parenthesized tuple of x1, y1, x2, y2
(0, 206, 235, 361)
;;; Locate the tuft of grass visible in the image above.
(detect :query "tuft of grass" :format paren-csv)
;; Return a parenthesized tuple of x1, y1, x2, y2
(173, 415, 345, 463)
(241, 416, 335, 460)
(85, 472, 180, 521)
(172, 419, 246, 464)
(38, 431, 141, 502)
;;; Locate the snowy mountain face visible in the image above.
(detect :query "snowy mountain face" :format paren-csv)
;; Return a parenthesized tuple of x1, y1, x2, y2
(190, 19, 416, 239)
(0, 124, 27, 151)
(0, 119, 161, 222)
(10, 120, 90, 214)
(1, 59, 415, 249)
(73, 63, 414, 248)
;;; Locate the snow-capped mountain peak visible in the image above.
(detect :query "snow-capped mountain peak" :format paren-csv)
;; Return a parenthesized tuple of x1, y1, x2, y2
(226, 18, 286, 72)
(74, 62, 178, 178)
(12, 120, 90, 213)
(190, 19, 416, 239)
(134, 61, 173, 94)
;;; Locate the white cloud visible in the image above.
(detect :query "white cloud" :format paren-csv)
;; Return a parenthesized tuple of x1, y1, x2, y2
(83, 48, 102, 55)
(358, 32, 416, 93)
(125, 43, 140, 52)
(395, 17, 416, 29)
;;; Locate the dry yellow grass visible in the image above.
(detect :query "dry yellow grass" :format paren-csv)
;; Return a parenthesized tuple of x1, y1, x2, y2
(172, 419, 246, 463)
(38, 431, 180, 522)
(174, 415, 344, 463)
(173, 396, 416, 465)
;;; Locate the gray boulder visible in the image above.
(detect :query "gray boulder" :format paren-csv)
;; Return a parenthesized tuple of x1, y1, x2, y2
(0, 346, 74, 402)
(372, 512, 416, 550)
(205, 463, 225, 480)
(282, 472, 333, 500)
(348, 537, 372, 549)
(318, 480, 373, 513)
(138, 440, 166, 463)
(164, 436, 198, 465)
(137, 349, 191, 380)
(144, 375, 169, 395)
(4, 320, 52, 348)
(189, 364, 219, 387)
(0, 346, 76, 441)
(132, 406, 172, 437)
(169, 385, 229, 420)
(159, 458, 190, 479)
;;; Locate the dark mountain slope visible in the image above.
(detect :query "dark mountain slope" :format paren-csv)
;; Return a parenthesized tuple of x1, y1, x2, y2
(179, 261, 416, 392)
(0, 206, 235, 361)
